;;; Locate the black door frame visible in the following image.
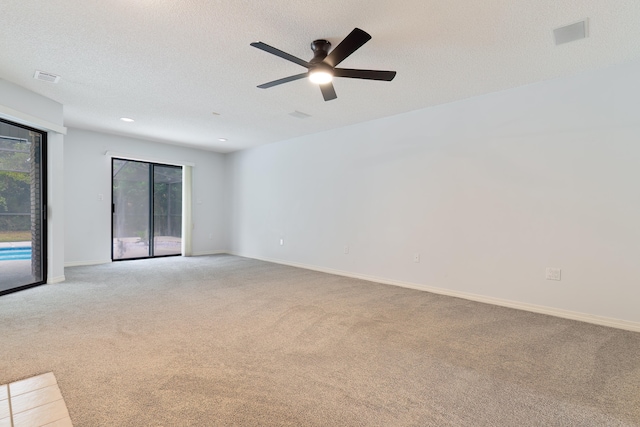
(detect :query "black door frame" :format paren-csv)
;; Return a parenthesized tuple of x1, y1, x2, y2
(111, 158, 182, 261)
(0, 117, 48, 296)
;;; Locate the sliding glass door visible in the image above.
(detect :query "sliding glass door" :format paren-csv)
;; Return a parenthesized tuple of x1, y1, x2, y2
(153, 165, 183, 256)
(112, 160, 150, 260)
(0, 119, 47, 295)
(112, 159, 182, 260)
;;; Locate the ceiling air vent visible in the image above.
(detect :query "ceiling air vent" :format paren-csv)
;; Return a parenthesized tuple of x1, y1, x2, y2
(289, 110, 311, 119)
(553, 19, 588, 45)
(34, 70, 61, 83)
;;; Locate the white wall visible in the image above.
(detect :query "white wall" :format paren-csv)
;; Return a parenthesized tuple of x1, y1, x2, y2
(64, 128, 228, 265)
(0, 79, 66, 283)
(227, 60, 640, 327)
(0, 79, 63, 126)
(47, 132, 65, 282)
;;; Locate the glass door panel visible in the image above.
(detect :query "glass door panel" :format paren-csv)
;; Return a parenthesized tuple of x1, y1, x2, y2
(153, 165, 182, 256)
(0, 119, 46, 295)
(112, 160, 151, 260)
(112, 159, 182, 261)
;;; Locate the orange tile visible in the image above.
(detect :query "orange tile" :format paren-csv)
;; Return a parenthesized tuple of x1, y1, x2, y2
(0, 399, 9, 420)
(12, 399, 69, 427)
(11, 384, 63, 415)
(42, 416, 74, 427)
(9, 372, 57, 397)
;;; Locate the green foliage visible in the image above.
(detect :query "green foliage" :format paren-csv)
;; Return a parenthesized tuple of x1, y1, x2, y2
(113, 161, 182, 238)
(1, 129, 39, 232)
(0, 140, 31, 172)
(0, 170, 30, 231)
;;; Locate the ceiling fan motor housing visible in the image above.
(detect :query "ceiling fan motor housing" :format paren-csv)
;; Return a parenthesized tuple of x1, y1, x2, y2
(310, 40, 331, 64)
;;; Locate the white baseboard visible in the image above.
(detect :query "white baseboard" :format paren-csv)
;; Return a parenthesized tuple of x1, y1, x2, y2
(230, 253, 640, 333)
(65, 259, 112, 267)
(190, 250, 227, 257)
(64, 253, 229, 265)
(47, 275, 65, 284)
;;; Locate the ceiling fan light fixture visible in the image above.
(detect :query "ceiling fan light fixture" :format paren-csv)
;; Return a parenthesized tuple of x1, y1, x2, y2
(251, 28, 395, 101)
(309, 69, 333, 84)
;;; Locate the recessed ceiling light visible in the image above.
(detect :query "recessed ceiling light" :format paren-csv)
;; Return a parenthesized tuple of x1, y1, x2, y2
(212, 112, 221, 116)
(218, 138, 227, 142)
(120, 117, 135, 122)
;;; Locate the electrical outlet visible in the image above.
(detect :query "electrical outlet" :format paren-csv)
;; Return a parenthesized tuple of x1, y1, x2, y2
(414, 253, 420, 263)
(545, 267, 561, 281)
(344, 245, 349, 254)
(209, 234, 213, 240)
(279, 238, 284, 246)
(98, 193, 103, 201)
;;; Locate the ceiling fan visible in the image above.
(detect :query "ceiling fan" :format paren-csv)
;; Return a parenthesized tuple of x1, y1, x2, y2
(250, 28, 396, 101)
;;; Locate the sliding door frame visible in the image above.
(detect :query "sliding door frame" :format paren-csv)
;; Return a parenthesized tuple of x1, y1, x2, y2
(111, 158, 182, 262)
(0, 118, 47, 296)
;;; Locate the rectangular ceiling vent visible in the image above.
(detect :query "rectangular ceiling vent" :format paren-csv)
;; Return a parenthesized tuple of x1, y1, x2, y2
(553, 19, 588, 45)
(34, 70, 61, 83)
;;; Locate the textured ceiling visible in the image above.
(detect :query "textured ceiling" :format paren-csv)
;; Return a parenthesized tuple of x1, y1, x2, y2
(1, 1, 640, 153)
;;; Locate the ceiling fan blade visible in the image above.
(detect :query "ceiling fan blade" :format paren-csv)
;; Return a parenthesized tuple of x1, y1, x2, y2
(257, 73, 309, 89)
(324, 28, 372, 68)
(333, 68, 396, 81)
(250, 42, 311, 68)
(319, 82, 337, 101)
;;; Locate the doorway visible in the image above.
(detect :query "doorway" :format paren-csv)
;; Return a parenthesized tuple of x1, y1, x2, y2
(112, 159, 182, 261)
(0, 118, 47, 295)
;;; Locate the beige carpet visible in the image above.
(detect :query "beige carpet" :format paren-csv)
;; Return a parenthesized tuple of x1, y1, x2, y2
(1, 255, 639, 426)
